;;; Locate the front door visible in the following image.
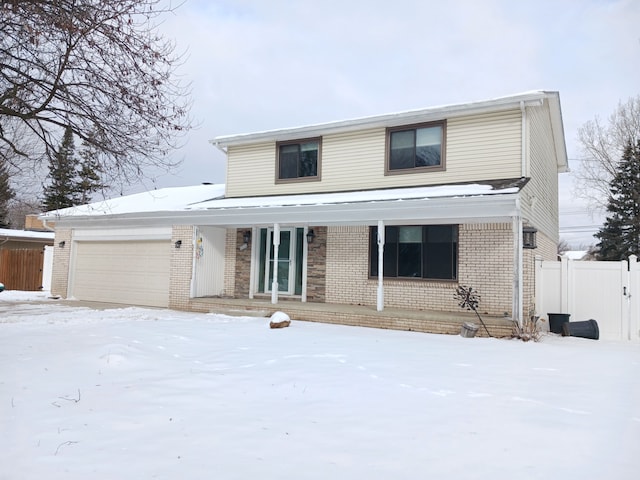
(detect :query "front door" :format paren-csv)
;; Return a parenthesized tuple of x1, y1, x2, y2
(265, 228, 295, 294)
(258, 227, 304, 296)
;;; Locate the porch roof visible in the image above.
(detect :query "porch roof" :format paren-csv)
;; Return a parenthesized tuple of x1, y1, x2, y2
(0, 228, 55, 242)
(44, 179, 526, 229)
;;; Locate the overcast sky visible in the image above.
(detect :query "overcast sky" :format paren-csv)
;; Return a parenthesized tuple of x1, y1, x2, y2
(148, 0, 640, 247)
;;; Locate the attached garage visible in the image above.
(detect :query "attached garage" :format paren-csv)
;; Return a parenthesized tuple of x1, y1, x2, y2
(70, 240, 171, 308)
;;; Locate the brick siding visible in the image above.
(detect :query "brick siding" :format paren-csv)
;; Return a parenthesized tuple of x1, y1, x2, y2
(50, 229, 72, 298)
(223, 228, 237, 297)
(325, 223, 518, 317)
(168, 226, 195, 310)
(306, 226, 326, 302)
(234, 229, 251, 295)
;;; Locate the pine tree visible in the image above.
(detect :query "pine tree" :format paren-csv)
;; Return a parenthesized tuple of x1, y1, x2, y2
(43, 126, 80, 211)
(595, 140, 640, 260)
(77, 139, 105, 204)
(0, 159, 15, 228)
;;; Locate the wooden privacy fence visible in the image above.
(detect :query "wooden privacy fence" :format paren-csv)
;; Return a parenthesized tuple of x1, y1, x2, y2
(535, 255, 640, 342)
(0, 249, 44, 291)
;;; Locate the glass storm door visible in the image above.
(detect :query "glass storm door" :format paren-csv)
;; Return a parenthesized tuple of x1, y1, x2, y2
(265, 228, 295, 294)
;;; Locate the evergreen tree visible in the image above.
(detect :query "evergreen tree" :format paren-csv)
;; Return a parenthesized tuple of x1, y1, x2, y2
(595, 140, 640, 260)
(77, 138, 105, 204)
(43, 127, 80, 211)
(0, 159, 15, 228)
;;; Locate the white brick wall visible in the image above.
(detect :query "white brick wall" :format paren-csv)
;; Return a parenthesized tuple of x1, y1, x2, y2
(169, 226, 194, 310)
(325, 223, 517, 316)
(51, 229, 72, 298)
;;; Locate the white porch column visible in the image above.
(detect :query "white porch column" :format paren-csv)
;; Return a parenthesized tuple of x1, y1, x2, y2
(271, 223, 280, 304)
(248, 226, 257, 299)
(377, 220, 385, 312)
(301, 226, 309, 302)
(512, 215, 523, 326)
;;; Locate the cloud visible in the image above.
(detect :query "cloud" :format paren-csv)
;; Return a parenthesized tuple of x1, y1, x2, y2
(142, 0, 639, 246)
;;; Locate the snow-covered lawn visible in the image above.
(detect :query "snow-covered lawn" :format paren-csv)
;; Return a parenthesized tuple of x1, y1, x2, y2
(1, 291, 639, 480)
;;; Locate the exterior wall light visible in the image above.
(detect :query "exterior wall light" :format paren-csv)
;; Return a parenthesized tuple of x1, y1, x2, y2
(306, 228, 315, 244)
(523, 227, 537, 249)
(58, 240, 66, 248)
(243, 230, 251, 244)
(174, 240, 182, 249)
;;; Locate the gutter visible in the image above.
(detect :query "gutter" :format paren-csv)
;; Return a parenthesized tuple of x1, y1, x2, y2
(520, 101, 527, 178)
(214, 92, 554, 147)
(41, 219, 56, 232)
(48, 193, 521, 230)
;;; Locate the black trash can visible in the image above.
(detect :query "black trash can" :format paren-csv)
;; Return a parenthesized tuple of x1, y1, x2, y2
(548, 313, 570, 334)
(562, 319, 599, 340)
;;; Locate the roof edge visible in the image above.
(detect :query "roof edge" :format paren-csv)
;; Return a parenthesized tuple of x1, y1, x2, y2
(213, 91, 557, 147)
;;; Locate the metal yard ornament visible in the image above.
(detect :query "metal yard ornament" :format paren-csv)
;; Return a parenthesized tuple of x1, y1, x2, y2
(454, 285, 492, 337)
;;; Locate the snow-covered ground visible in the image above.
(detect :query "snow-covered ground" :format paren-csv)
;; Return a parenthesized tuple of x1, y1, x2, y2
(1, 291, 639, 480)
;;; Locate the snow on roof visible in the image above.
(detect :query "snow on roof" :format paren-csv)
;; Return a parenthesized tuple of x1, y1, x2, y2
(0, 228, 54, 240)
(41, 180, 523, 222)
(43, 184, 226, 218)
(188, 182, 520, 211)
(213, 91, 559, 147)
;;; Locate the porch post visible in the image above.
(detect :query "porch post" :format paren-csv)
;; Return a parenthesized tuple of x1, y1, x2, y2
(248, 226, 257, 299)
(512, 215, 523, 326)
(301, 226, 309, 302)
(271, 223, 280, 304)
(377, 220, 385, 312)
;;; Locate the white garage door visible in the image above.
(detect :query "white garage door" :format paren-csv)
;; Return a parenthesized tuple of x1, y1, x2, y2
(71, 240, 171, 308)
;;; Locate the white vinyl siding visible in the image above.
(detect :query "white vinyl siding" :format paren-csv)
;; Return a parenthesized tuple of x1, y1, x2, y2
(225, 142, 276, 198)
(521, 101, 560, 242)
(224, 110, 522, 197)
(446, 110, 522, 180)
(70, 240, 170, 307)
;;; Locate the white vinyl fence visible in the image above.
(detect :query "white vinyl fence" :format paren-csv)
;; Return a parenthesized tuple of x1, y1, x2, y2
(42, 245, 54, 292)
(535, 255, 640, 341)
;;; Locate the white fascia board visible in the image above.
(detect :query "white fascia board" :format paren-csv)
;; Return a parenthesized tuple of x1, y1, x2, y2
(213, 91, 553, 147)
(72, 227, 172, 241)
(54, 194, 520, 229)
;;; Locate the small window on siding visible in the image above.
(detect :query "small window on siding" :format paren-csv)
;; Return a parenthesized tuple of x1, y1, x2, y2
(276, 138, 321, 183)
(386, 121, 445, 174)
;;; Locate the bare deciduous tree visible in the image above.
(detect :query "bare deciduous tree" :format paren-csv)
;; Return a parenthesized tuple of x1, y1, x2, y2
(0, 0, 192, 186)
(574, 96, 640, 211)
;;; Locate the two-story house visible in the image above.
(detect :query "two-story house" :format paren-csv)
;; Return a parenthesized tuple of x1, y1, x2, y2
(45, 91, 567, 334)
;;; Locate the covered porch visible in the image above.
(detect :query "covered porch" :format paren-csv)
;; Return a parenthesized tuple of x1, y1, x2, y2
(185, 180, 528, 324)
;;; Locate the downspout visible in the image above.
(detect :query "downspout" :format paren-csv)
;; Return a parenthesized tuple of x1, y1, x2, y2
(514, 100, 527, 326)
(377, 220, 385, 312)
(513, 198, 523, 327)
(520, 100, 527, 178)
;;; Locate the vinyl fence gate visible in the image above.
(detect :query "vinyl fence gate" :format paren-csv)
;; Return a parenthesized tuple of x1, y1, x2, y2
(535, 255, 640, 342)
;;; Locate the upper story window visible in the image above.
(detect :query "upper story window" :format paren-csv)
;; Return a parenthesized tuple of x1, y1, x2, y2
(276, 138, 321, 182)
(386, 121, 445, 174)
